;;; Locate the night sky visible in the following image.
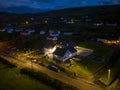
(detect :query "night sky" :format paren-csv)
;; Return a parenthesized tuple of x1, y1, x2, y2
(0, 0, 120, 13)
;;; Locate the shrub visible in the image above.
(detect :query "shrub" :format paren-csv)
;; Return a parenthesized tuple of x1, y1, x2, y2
(20, 68, 80, 90)
(0, 57, 17, 68)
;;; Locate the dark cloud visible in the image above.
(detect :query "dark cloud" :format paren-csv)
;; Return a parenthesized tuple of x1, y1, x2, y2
(30, 0, 54, 3)
(111, 0, 120, 4)
(101, 0, 120, 5)
(0, 3, 5, 7)
(0, 0, 120, 13)
(0, 0, 30, 7)
(0, 5, 50, 13)
(0, 1, 9, 7)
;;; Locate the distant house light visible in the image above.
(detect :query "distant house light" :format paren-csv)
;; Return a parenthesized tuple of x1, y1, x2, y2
(0, 29, 5, 32)
(93, 23, 103, 26)
(47, 36, 58, 41)
(15, 29, 23, 32)
(40, 30, 46, 35)
(6, 28, 14, 33)
(63, 32, 73, 35)
(45, 20, 48, 23)
(25, 20, 29, 25)
(106, 22, 117, 26)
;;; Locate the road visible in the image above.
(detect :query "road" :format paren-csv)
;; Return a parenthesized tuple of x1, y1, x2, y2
(0, 54, 104, 90)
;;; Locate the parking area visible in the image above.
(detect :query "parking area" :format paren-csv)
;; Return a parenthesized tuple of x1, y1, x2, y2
(75, 46, 93, 57)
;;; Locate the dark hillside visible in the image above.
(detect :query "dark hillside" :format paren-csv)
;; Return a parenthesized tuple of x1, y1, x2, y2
(41, 5, 120, 22)
(0, 5, 120, 23)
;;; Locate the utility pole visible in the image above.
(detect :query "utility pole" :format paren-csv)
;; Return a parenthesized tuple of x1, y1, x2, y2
(107, 69, 111, 84)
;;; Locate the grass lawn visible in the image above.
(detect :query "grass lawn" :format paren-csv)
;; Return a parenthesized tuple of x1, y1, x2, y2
(78, 41, 113, 60)
(106, 79, 120, 90)
(69, 41, 113, 77)
(69, 63, 92, 77)
(0, 62, 55, 90)
(99, 57, 120, 85)
(69, 57, 104, 77)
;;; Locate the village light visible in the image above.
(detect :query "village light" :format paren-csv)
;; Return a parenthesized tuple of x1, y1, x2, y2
(45, 20, 48, 23)
(32, 59, 37, 63)
(25, 20, 29, 25)
(49, 49, 52, 53)
(49, 46, 57, 54)
(51, 46, 57, 53)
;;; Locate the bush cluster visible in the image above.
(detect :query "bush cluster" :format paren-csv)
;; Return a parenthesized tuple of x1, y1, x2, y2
(0, 57, 17, 68)
(20, 68, 80, 90)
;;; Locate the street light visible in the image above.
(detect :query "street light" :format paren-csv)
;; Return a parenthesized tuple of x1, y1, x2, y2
(107, 69, 111, 83)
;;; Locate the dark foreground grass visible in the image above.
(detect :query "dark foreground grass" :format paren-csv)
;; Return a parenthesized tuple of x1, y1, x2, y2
(20, 68, 80, 90)
(0, 57, 17, 68)
(99, 57, 120, 86)
(0, 62, 55, 90)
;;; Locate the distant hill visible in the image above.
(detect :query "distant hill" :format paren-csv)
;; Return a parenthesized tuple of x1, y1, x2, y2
(0, 5, 120, 23)
(41, 5, 120, 22)
(0, 6, 51, 14)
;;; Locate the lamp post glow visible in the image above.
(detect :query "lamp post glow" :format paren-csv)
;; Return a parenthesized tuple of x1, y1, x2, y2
(107, 69, 111, 83)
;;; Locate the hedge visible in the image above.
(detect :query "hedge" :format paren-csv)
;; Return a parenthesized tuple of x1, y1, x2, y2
(20, 68, 80, 90)
(0, 57, 17, 68)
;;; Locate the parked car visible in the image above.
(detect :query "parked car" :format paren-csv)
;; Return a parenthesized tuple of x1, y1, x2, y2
(31, 59, 37, 63)
(47, 65, 60, 72)
(54, 65, 66, 72)
(38, 61, 45, 66)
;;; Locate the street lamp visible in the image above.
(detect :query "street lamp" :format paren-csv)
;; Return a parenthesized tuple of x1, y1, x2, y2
(107, 69, 111, 83)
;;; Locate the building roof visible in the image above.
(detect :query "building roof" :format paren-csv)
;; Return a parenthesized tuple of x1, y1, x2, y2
(53, 46, 77, 57)
(53, 48, 66, 57)
(67, 46, 77, 53)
